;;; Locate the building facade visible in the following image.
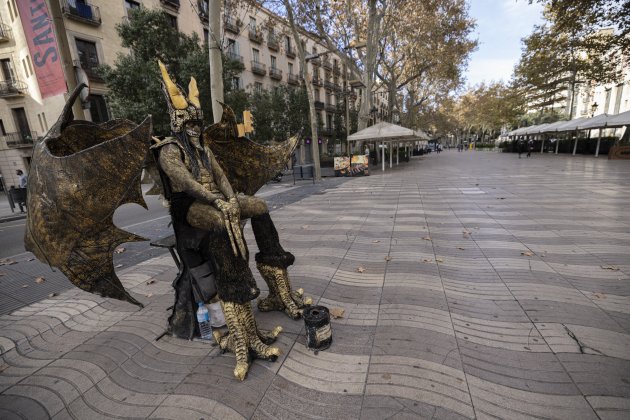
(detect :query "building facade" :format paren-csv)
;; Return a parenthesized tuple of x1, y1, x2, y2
(0, 0, 367, 189)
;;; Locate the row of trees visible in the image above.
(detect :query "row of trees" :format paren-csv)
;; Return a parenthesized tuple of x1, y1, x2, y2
(428, 0, 628, 143)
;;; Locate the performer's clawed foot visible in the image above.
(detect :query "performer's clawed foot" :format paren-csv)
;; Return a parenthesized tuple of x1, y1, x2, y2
(213, 301, 282, 381)
(257, 263, 312, 319)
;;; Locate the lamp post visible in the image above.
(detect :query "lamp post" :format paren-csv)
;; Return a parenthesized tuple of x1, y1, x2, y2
(591, 102, 598, 117)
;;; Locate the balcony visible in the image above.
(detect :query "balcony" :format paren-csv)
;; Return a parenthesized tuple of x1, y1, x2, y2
(326, 103, 337, 113)
(3, 131, 38, 148)
(160, 0, 180, 10)
(249, 27, 264, 44)
(333, 65, 341, 75)
(251, 60, 266, 76)
(198, 1, 209, 23)
(287, 73, 301, 85)
(324, 80, 336, 91)
(0, 80, 27, 98)
(312, 77, 323, 87)
(267, 35, 279, 51)
(61, 0, 101, 26)
(226, 50, 243, 62)
(269, 67, 282, 80)
(0, 23, 11, 42)
(224, 17, 241, 34)
(74, 60, 104, 83)
(314, 101, 324, 110)
(285, 47, 296, 59)
(320, 127, 333, 136)
(322, 59, 332, 71)
(310, 57, 321, 66)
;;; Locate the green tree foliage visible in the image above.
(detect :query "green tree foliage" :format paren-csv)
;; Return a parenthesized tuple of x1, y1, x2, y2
(514, 6, 622, 117)
(98, 8, 211, 134)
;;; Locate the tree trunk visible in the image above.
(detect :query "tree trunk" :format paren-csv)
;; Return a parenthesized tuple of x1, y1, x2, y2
(209, 0, 223, 123)
(358, 0, 379, 132)
(284, 0, 321, 180)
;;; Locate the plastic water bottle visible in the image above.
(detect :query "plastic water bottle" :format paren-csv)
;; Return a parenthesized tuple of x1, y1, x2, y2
(196, 302, 212, 340)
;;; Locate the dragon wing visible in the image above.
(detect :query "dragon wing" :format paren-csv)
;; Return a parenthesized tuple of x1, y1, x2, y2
(203, 103, 299, 196)
(24, 85, 152, 307)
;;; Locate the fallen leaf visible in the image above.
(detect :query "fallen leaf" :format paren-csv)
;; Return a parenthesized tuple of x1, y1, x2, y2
(26, 258, 35, 262)
(436, 257, 444, 263)
(423, 236, 431, 241)
(457, 247, 465, 250)
(115, 264, 123, 268)
(145, 293, 153, 298)
(384, 256, 392, 262)
(301, 225, 309, 229)
(600, 265, 620, 271)
(22, 285, 28, 288)
(593, 292, 606, 299)
(0, 259, 17, 266)
(521, 251, 534, 257)
(114, 247, 126, 254)
(48, 292, 58, 298)
(372, 240, 380, 243)
(356, 266, 366, 273)
(146, 279, 156, 285)
(35, 277, 45, 284)
(423, 258, 433, 263)
(329, 307, 345, 319)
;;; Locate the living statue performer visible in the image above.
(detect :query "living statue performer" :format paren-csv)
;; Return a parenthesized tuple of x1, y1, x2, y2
(151, 61, 308, 379)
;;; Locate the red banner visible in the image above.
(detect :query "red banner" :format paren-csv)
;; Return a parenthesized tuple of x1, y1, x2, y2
(17, 0, 67, 98)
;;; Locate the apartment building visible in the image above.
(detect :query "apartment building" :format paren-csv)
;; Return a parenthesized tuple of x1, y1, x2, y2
(0, 0, 366, 189)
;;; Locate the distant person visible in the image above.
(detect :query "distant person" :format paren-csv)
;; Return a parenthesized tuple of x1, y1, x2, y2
(527, 139, 534, 158)
(517, 139, 524, 158)
(16, 169, 27, 188)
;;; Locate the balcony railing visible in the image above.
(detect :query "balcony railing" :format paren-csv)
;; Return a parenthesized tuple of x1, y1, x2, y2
(74, 60, 104, 83)
(285, 47, 296, 59)
(325, 103, 337, 113)
(3, 131, 38, 148)
(226, 51, 243, 64)
(0, 80, 27, 98)
(0, 23, 11, 42)
(61, 0, 101, 26)
(251, 60, 266, 75)
(312, 77, 323, 87)
(322, 59, 332, 70)
(320, 127, 333, 136)
(287, 73, 301, 85)
(269, 67, 282, 80)
(314, 101, 324, 110)
(160, 0, 180, 9)
(324, 80, 336, 91)
(249, 27, 263, 44)
(267, 35, 279, 51)
(224, 17, 241, 33)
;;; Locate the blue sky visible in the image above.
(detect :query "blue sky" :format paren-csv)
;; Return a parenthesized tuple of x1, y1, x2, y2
(465, 0, 545, 86)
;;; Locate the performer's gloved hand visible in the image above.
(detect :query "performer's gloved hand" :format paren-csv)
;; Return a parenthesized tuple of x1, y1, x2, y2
(215, 198, 247, 260)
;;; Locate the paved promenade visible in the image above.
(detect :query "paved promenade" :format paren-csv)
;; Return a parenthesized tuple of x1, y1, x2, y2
(1, 151, 629, 419)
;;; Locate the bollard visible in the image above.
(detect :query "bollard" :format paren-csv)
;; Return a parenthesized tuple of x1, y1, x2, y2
(303, 305, 332, 351)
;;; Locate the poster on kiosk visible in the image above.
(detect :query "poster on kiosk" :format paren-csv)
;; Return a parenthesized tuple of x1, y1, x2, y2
(334, 155, 369, 177)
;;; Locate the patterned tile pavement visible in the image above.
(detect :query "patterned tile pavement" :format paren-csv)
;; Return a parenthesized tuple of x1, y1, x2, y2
(1, 151, 630, 419)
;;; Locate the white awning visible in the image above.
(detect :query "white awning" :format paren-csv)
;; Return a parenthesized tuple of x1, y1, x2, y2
(604, 109, 630, 128)
(577, 113, 610, 130)
(347, 122, 419, 142)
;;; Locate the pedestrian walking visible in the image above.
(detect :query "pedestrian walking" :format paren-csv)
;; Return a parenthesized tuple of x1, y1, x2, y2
(527, 139, 534, 158)
(517, 139, 524, 158)
(16, 169, 27, 188)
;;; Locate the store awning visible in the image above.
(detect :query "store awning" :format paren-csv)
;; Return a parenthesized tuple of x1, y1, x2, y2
(604, 109, 630, 128)
(576, 113, 610, 130)
(347, 122, 419, 142)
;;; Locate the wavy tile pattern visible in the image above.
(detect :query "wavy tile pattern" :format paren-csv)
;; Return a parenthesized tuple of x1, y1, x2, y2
(1, 152, 630, 418)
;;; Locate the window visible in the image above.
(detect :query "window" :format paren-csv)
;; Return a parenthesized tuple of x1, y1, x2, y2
(75, 39, 99, 70)
(614, 84, 624, 114)
(0, 119, 6, 136)
(199, 0, 209, 15)
(249, 17, 256, 30)
(312, 46, 317, 54)
(125, 0, 140, 9)
(270, 55, 277, 69)
(285, 36, 291, 50)
(231, 77, 242, 90)
(0, 58, 16, 81)
(87, 95, 109, 123)
(165, 13, 177, 29)
(604, 88, 612, 113)
(252, 48, 260, 62)
(288, 62, 293, 74)
(254, 82, 263, 93)
(327, 114, 332, 128)
(203, 29, 209, 44)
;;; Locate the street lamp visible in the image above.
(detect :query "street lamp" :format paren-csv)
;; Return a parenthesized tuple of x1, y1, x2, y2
(591, 102, 598, 117)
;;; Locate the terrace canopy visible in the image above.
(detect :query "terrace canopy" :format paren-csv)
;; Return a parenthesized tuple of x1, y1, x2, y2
(347, 122, 422, 171)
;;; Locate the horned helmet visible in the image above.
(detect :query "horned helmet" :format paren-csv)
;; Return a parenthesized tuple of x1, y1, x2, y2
(158, 60, 203, 134)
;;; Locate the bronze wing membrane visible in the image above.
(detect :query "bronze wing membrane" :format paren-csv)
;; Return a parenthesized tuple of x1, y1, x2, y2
(24, 85, 152, 307)
(203, 103, 299, 196)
